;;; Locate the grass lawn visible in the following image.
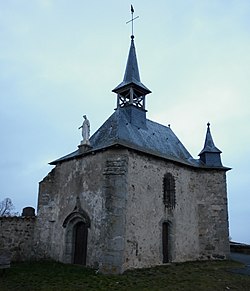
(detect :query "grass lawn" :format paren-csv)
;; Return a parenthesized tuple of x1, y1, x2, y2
(1, 260, 250, 290)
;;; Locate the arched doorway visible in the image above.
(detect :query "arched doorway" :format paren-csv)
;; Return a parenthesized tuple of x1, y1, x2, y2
(73, 221, 88, 265)
(63, 207, 90, 265)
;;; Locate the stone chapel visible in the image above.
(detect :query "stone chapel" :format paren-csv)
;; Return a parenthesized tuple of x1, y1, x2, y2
(35, 32, 230, 274)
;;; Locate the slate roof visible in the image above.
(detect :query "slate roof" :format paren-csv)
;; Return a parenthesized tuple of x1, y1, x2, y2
(51, 108, 201, 167)
(89, 108, 195, 164)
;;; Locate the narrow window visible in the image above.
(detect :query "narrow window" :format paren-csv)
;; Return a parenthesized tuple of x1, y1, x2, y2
(163, 173, 176, 209)
(162, 222, 170, 263)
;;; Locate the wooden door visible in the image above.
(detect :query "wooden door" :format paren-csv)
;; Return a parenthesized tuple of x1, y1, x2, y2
(162, 222, 169, 263)
(73, 221, 88, 265)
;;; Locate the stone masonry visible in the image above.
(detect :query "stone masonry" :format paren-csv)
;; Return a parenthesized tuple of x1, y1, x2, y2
(0, 216, 36, 262)
(124, 151, 229, 270)
(34, 147, 229, 273)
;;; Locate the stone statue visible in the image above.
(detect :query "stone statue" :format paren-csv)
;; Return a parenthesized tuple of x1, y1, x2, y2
(78, 115, 90, 145)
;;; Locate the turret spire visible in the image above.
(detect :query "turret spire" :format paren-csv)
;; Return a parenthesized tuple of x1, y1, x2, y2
(199, 123, 222, 167)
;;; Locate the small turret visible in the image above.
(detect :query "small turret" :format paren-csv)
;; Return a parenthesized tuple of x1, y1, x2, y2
(199, 123, 222, 167)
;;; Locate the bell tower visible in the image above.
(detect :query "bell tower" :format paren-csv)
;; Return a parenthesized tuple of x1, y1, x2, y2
(112, 6, 151, 126)
(112, 35, 151, 110)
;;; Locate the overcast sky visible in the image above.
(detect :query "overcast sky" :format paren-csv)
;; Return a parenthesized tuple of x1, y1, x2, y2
(0, 0, 249, 244)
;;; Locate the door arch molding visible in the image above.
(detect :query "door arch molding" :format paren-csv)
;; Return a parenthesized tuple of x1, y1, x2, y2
(63, 199, 91, 265)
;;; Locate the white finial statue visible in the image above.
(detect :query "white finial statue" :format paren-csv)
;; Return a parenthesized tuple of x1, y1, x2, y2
(78, 115, 90, 145)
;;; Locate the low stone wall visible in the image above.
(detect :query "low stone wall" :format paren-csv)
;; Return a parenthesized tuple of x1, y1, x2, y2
(0, 216, 36, 262)
(230, 242, 250, 255)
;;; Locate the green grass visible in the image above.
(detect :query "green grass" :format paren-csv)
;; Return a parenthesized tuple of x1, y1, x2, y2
(1, 260, 250, 290)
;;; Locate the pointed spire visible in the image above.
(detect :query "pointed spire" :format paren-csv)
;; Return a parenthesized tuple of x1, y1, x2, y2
(123, 36, 141, 84)
(112, 36, 151, 96)
(199, 123, 222, 154)
(199, 123, 222, 167)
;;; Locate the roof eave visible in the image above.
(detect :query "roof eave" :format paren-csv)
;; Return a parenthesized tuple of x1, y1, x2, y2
(112, 81, 151, 95)
(50, 141, 230, 171)
(198, 148, 222, 156)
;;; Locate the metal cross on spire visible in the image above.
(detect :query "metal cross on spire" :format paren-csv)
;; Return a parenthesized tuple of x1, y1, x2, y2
(126, 5, 139, 37)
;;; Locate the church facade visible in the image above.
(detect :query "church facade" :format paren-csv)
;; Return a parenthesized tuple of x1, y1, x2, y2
(34, 34, 230, 274)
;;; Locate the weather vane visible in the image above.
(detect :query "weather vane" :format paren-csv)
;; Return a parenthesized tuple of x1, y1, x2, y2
(126, 5, 139, 37)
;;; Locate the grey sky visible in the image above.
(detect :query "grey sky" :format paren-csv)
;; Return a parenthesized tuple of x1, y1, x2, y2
(0, 0, 249, 243)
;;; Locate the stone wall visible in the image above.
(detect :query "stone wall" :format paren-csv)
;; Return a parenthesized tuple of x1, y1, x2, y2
(124, 151, 199, 270)
(0, 216, 36, 262)
(123, 150, 230, 270)
(196, 170, 230, 259)
(35, 148, 129, 270)
(35, 146, 229, 273)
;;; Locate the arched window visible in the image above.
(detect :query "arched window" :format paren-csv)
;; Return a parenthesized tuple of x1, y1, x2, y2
(163, 173, 176, 209)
